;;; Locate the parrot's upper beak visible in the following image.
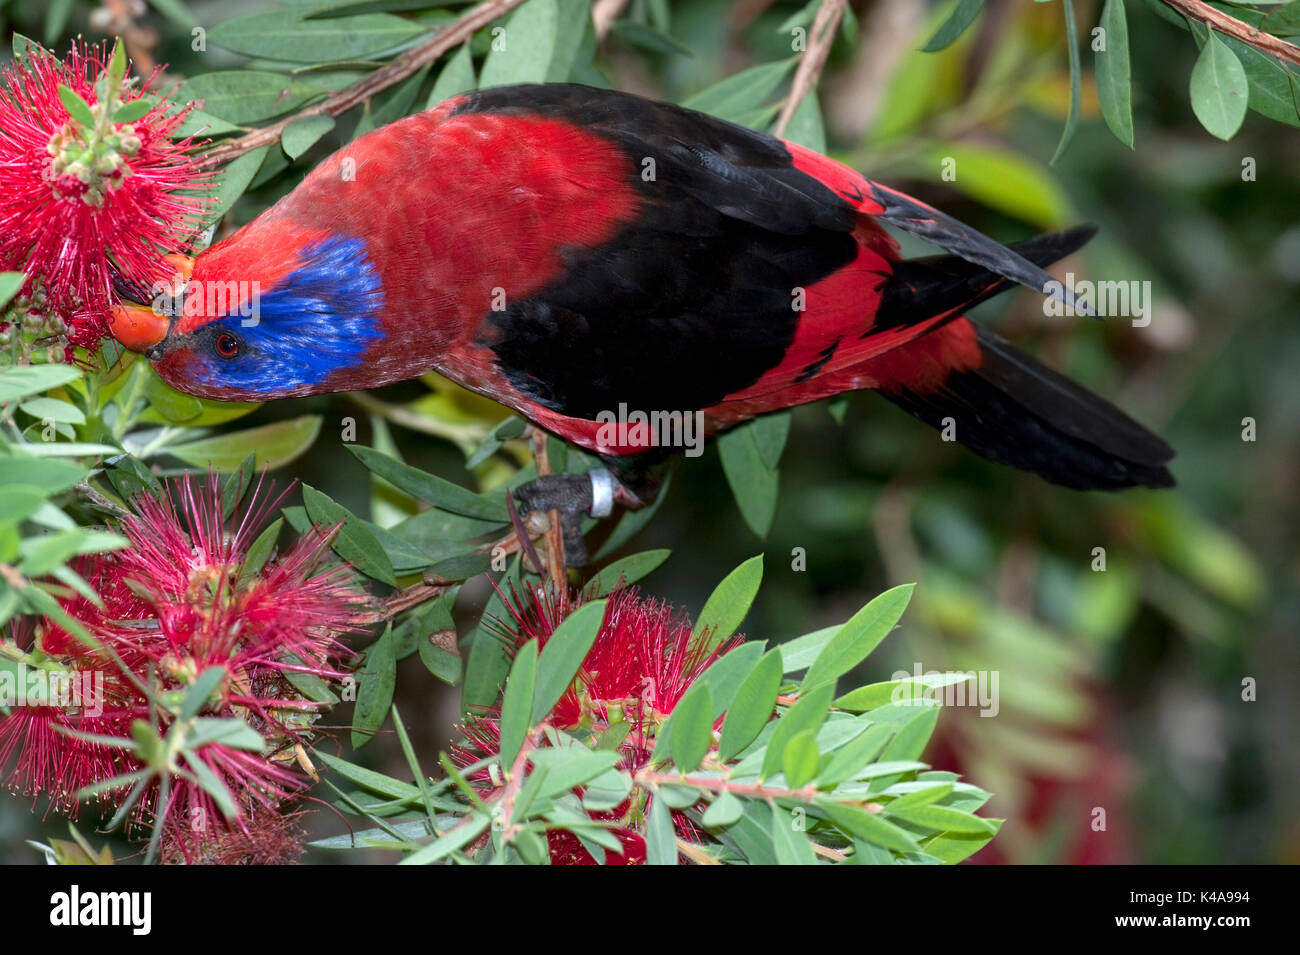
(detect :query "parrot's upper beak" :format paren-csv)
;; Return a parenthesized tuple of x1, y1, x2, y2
(109, 253, 194, 354)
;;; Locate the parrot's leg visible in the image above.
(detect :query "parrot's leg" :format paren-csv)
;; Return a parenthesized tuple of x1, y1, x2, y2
(514, 471, 606, 566)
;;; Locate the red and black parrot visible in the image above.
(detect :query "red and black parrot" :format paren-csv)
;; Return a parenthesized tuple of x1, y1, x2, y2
(109, 84, 1174, 561)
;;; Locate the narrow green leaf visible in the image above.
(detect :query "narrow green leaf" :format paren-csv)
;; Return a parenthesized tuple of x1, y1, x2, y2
(1096, 0, 1134, 147)
(667, 681, 713, 772)
(302, 485, 397, 586)
(760, 684, 833, 781)
(1051, 0, 1082, 164)
(352, 625, 397, 748)
(771, 802, 817, 864)
(531, 599, 606, 723)
(498, 639, 538, 767)
(1190, 29, 1249, 140)
(58, 85, 96, 127)
(782, 728, 820, 788)
(802, 583, 914, 693)
(586, 548, 670, 597)
(347, 445, 508, 521)
(701, 790, 744, 828)
(282, 113, 336, 159)
(823, 802, 918, 854)
(921, 0, 985, 53)
(718, 647, 782, 760)
(691, 554, 763, 651)
(645, 791, 678, 865)
(718, 424, 779, 539)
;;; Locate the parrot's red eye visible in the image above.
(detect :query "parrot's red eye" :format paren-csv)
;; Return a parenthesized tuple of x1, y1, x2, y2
(215, 333, 240, 358)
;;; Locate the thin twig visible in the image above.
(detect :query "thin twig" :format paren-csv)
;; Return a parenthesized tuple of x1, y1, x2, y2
(773, 0, 848, 137)
(1160, 0, 1300, 67)
(530, 428, 567, 594)
(592, 0, 631, 40)
(198, 0, 531, 168)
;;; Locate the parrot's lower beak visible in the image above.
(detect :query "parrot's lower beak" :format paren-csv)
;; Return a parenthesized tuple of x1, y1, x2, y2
(109, 253, 194, 353)
(108, 302, 169, 353)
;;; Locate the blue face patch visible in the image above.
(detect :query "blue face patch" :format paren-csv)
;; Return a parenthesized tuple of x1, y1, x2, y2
(186, 236, 385, 396)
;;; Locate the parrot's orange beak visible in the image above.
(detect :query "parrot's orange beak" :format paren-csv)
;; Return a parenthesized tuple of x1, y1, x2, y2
(108, 302, 169, 352)
(109, 254, 194, 353)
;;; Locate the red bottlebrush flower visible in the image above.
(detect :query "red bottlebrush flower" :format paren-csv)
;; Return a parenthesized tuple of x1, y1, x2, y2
(1, 473, 366, 861)
(0, 40, 211, 350)
(454, 585, 740, 864)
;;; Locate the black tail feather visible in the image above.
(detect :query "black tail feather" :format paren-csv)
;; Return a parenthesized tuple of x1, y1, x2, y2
(881, 324, 1175, 490)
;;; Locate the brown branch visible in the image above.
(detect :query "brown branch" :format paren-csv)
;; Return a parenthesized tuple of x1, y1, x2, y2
(1160, 0, 1300, 67)
(198, 0, 531, 168)
(530, 428, 567, 594)
(592, 0, 630, 41)
(773, 0, 848, 138)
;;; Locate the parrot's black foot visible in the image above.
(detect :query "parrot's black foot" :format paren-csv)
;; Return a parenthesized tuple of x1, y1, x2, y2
(514, 470, 617, 567)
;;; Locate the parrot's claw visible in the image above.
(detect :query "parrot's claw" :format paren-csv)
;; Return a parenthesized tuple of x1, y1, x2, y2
(514, 470, 616, 567)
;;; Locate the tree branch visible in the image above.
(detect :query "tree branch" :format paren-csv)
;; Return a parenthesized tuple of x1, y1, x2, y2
(1160, 0, 1300, 67)
(198, 0, 531, 168)
(773, 0, 848, 137)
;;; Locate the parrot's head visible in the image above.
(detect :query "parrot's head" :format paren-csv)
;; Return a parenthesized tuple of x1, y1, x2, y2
(108, 228, 387, 402)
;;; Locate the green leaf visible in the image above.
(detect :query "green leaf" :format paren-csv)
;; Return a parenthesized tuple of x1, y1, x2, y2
(187, 717, 264, 752)
(718, 648, 782, 761)
(1050, 0, 1082, 164)
(0, 273, 25, 309)
(498, 639, 538, 767)
(682, 59, 796, 123)
(749, 412, 791, 470)
(823, 803, 917, 854)
(1190, 29, 1249, 140)
(427, 42, 477, 108)
(282, 113, 336, 159)
(531, 599, 606, 723)
(0, 364, 82, 403)
(921, 0, 985, 53)
(58, 85, 96, 128)
(177, 72, 326, 124)
(112, 99, 154, 123)
(718, 424, 779, 539)
(586, 549, 670, 597)
(302, 484, 397, 586)
(1262, 2, 1300, 34)
(209, 10, 426, 62)
(888, 804, 994, 834)
(239, 518, 282, 583)
(168, 415, 321, 471)
(820, 722, 895, 787)
(691, 554, 763, 652)
(691, 641, 765, 721)
(180, 666, 227, 720)
(352, 625, 397, 748)
(760, 684, 833, 781)
(701, 790, 744, 828)
(771, 803, 817, 864)
(802, 584, 914, 693)
(400, 813, 490, 865)
(782, 728, 820, 788)
(645, 791, 678, 865)
(347, 445, 508, 521)
(316, 751, 421, 800)
(204, 146, 268, 224)
(479, 0, 570, 88)
(922, 820, 1001, 863)
(1096, 0, 1134, 147)
(667, 681, 713, 772)
(18, 398, 84, 425)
